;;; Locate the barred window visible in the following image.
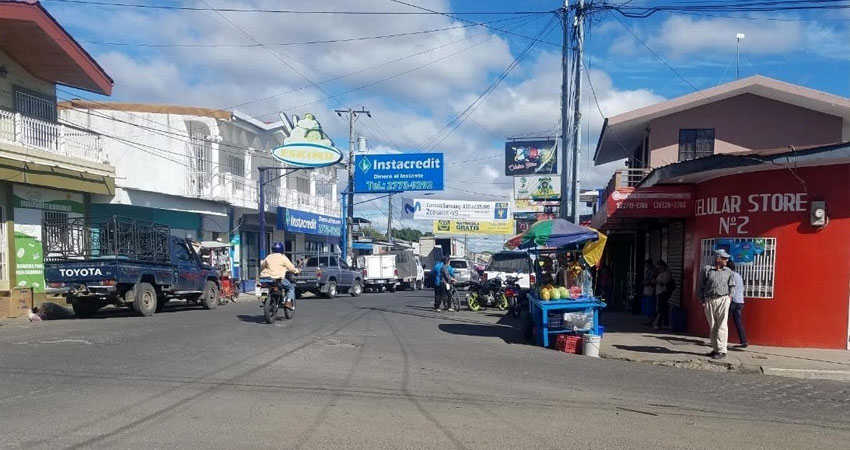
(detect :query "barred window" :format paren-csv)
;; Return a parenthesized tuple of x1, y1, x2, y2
(700, 237, 777, 299)
(679, 129, 715, 161)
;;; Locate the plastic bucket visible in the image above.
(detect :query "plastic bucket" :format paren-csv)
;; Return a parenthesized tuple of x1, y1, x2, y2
(597, 326, 605, 338)
(582, 334, 601, 358)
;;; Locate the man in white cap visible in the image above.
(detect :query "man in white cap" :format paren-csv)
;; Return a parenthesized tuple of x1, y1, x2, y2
(699, 249, 736, 360)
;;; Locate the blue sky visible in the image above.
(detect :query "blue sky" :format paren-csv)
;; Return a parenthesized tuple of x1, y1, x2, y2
(43, 0, 850, 251)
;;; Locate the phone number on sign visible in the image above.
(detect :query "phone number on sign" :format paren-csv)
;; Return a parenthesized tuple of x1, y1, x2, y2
(366, 181, 434, 191)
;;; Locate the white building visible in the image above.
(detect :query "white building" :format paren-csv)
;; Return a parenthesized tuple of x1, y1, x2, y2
(59, 101, 343, 287)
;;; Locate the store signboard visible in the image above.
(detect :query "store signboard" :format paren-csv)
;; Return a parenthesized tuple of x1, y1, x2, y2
(433, 220, 514, 235)
(272, 113, 342, 168)
(514, 212, 556, 234)
(402, 198, 510, 222)
(355, 153, 444, 193)
(606, 186, 694, 217)
(504, 140, 557, 176)
(277, 207, 342, 237)
(513, 174, 561, 201)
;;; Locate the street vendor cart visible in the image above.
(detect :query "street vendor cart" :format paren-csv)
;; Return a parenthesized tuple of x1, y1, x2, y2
(197, 241, 239, 304)
(505, 219, 607, 349)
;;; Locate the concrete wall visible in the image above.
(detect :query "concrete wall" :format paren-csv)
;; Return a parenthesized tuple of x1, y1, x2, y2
(0, 50, 55, 111)
(649, 94, 844, 168)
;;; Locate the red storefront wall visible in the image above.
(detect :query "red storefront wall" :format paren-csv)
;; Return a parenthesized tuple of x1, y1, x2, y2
(681, 164, 850, 349)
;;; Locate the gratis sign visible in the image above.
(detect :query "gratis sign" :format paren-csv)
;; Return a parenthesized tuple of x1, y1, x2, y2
(354, 153, 444, 193)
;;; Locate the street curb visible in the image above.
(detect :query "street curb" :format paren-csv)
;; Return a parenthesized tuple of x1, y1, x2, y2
(761, 367, 850, 381)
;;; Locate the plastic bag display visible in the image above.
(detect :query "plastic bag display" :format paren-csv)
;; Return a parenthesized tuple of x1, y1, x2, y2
(563, 311, 593, 331)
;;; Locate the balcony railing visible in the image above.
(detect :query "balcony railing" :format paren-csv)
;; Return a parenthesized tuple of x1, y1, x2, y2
(184, 171, 341, 216)
(0, 107, 105, 165)
(601, 168, 651, 201)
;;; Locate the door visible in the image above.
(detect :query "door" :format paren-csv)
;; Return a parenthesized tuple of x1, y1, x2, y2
(380, 255, 395, 280)
(338, 258, 354, 286)
(667, 222, 685, 307)
(173, 241, 197, 291)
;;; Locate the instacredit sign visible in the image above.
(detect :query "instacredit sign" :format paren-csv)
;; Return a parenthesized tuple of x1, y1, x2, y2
(433, 220, 514, 235)
(355, 153, 443, 193)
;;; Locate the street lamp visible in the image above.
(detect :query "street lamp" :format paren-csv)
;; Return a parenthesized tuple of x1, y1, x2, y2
(736, 33, 746, 79)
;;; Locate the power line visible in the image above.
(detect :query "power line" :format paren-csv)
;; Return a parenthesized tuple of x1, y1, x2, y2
(45, 0, 549, 15)
(74, 15, 531, 48)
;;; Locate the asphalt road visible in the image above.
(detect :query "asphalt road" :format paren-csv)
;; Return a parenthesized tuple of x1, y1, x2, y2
(1, 290, 849, 450)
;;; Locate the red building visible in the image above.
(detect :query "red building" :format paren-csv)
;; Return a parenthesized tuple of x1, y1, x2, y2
(592, 77, 850, 350)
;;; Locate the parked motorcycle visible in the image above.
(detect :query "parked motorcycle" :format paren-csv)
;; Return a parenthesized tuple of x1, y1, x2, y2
(466, 277, 508, 312)
(503, 276, 522, 318)
(257, 277, 295, 323)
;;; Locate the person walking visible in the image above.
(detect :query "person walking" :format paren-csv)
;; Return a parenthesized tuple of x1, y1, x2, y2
(727, 261, 748, 349)
(433, 258, 445, 312)
(653, 260, 674, 329)
(642, 258, 657, 325)
(699, 249, 736, 360)
(440, 257, 456, 312)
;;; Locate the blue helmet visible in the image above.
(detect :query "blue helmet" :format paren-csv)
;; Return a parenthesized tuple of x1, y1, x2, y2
(272, 241, 285, 253)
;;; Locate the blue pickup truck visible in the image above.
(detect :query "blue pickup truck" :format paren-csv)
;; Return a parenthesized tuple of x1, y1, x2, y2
(42, 216, 220, 318)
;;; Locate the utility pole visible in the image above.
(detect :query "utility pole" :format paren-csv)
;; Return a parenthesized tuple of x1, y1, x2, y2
(570, 0, 584, 224)
(387, 194, 393, 244)
(335, 107, 370, 262)
(558, 2, 570, 221)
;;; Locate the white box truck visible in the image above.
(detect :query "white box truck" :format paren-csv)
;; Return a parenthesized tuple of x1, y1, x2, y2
(357, 254, 398, 292)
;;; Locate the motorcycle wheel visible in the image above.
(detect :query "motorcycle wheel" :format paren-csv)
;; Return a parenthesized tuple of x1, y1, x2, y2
(466, 292, 481, 312)
(263, 293, 279, 324)
(509, 296, 520, 318)
(496, 293, 508, 311)
(283, 297, 295, 319)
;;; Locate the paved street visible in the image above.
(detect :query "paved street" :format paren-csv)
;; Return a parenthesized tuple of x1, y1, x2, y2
(1, 290, 849, 450)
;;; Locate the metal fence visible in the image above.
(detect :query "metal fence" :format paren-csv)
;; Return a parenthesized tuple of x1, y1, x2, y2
(700, 237, 777, 298)
(43, 216, 171, 263)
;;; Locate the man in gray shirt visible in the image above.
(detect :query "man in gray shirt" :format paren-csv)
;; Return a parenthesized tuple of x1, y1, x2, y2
(699, 249, 736, 360)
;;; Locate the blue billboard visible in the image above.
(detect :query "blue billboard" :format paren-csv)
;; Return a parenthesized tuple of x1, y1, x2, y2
(277, 208, 342, 237)
(354, 153, 444, 193)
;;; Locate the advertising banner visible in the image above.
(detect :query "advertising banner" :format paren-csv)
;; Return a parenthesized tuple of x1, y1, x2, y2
(513, 174, 561, 201)
(433, 220, 514, 235)
(402, 198, 510, 222)
(277, 208, 342, 237)
(355, 153, 444, 193)
(514, 212, 556, 234)
(605, 186, 695, 217)
(272, 113, 342, 168)
(504, 140, 557, 176)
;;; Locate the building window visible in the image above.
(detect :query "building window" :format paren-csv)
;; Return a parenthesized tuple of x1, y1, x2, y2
(295, 177, 310, 195)
(678, 129, 715, 162)
(225, 153, 245, 178)
(700, 237, 776, 299)
(14, 88, 57, 122)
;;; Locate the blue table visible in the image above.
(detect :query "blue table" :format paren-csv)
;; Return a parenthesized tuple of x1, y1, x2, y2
(528, 294, 606, 348)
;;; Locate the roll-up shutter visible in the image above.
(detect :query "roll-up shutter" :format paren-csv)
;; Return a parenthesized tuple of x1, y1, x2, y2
(667, 221, 684, 307)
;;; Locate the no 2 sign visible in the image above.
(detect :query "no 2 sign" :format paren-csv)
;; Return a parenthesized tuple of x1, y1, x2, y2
(719, 216, 750, 235)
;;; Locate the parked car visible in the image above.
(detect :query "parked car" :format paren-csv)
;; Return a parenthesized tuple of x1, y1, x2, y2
(390, 249, 425, 290)
(483, 251, 535, 292)
(358, 254, 398, 292)
(293, 255, 363, 298)
(448, 258, 476, 288)
(43, 216, 221, 318)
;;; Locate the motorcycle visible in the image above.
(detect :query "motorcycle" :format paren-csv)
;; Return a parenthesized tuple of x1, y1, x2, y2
(466, 277, 508, 312)
(503, 276, 522, 318)
(257, 277, 295, 323)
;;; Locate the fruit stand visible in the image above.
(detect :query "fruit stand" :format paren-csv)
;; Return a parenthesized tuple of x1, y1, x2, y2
(505, 219, 608, 349)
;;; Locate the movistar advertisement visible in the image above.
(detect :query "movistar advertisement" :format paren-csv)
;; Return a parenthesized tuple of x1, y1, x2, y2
(354, 153, 444, 193)
(277, 208, 342, 237)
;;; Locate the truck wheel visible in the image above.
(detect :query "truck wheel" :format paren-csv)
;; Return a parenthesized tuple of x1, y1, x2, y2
(324, 281, 337, 299)
(72, 300, 100, 318)
(134, 283, 157, 317)
(388, 284, 397, 293)
(201, 281, 219, 310)
(350, 281, 363, 297)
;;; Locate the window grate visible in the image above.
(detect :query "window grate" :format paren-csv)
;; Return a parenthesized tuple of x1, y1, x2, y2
(700, 237, 776, 299)
(679, 129, 715, 162)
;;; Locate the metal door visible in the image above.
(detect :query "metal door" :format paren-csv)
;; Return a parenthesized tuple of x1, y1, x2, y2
(667, 221, 684, 307)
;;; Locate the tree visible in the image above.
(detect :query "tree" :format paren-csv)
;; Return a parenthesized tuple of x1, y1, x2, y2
(391, 227, 424, 242)
(360, 226, 386, 240)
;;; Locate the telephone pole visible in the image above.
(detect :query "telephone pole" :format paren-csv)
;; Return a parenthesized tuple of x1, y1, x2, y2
(558, 2, 570, 221)
(335, 107, 370, 261)
(570, 0, 584, 224)
(387, 194, 393, 244)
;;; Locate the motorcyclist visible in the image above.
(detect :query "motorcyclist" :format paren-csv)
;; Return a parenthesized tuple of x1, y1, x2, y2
(259, 242, 300, 310)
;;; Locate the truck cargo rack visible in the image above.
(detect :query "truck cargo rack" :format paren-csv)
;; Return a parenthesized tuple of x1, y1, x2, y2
(43, 216, 171, 263)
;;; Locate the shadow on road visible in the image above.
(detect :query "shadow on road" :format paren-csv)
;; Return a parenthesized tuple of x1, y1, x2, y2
(612, 345, 705, 357)
(236, 314, 267, 324)
(438, 323, 525, 345)
(653, 336, 707, 346)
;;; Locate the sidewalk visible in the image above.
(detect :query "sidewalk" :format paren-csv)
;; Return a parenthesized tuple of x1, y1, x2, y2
(599, 312, 850, 381)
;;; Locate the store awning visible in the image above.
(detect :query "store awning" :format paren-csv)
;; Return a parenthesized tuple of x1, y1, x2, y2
(591, 185, 694, 231)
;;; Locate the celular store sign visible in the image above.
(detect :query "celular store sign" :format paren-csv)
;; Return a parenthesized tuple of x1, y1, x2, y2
(272, 113, 342, 168)
(354, 153, 444, 193)
(277, 208, 342, 237)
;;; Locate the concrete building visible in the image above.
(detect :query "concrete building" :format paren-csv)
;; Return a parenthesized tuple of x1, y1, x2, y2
(591, 76, 850, 349)
(0, 0, 114, 308)
(59, 102, 343, 290)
